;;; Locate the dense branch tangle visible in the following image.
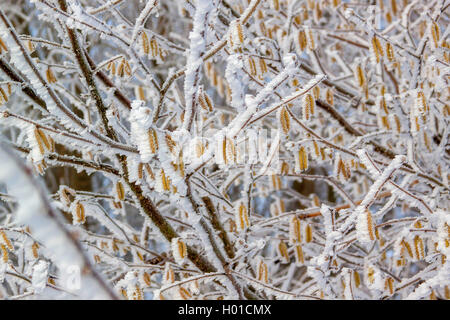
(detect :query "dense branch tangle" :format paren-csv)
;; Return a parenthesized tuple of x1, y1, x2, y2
(0, 0, 448, 300)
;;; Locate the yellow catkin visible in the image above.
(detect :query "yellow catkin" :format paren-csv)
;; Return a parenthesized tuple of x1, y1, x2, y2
(46, 67, 57, 84)
(430, 21, 440, 48)
(111, 206, 123, 220)
(257, 9, 264, 20)
(302, 4, 309, 20)
(313, 140, 320, 158)
(353, 271, 361, 288)
(371, 36, 384, 62)
(312, 194, 320, 206)
(35, 161, 47, 175)
(417, 91, 428, 113)
(248, 56, 257, 76)
(159, 48, 166, 62)
(223, 137, 236, 165)
(280, 161, 290, 175)
(336, 157, 344, 177)
(160, 169, 170, 191)
(236, 202, 250, 231)
(116, 181, 125, 201)
(278, 240, 289, 263)
(0, 37, 7, 53)
(143, 272, 151, 286)
(117, 60, 125, 77)
(380, 96, 388, 115)
(302, 147, 309, 171)
(429, 290, 437, 300)
(313, 86, 320, 100)
(279, 107, 290, 134)
(393, 114, 401, 133)
(235, 21, 244, 44)
(414, 235, 424, 260)
(302, 93, 315, 120)
(178, 287, 192, 300)
(164, 134, 176, 155)
(333, 0, 341, 7)
(229, 20, 244, 52)
(177, 151, 185, 177)
(0, 231, 13, 251)
(278, 199, 285, 213)
(289, 216, 301, 244)
(164, 265, 175, 283)
(205, 61, 213, 78)
(75, 202, 85, 224)
(198, 89, 213, 112)
(107, 61, 116, 75)
(396, 257, 405, 267)
(111, 240, 119, 253)
(305, 223, 313, 243)
(148, 128, 159, 154)
(144, 164, 154, 180)
(366, 211, 376, 241)
(35, 127, 52, 152)
(391, 0, 397, 16)
(32, 242, 39, 259)
(259, 58, 268, 75)
(221, 137, 229, 165)
(423, 131, 431, 152)
(355, 64, 365, 88)
(203, 92, 214, 112)
(141, 31, 150, 55)
(136, 250, 144, 262)
(294, 244, 304, 264)
(195, 140, 205, 157)
(297, 147, 308, 171)
(314, 3, 322, 22)
(297, 30, 307, 51)
(48, 136, 55, 152)
(60, 187, 74, 206)
(385, 277, 394, 295)
(176, 238, 187, 260)
(306, 27, 315, 50)
(136, 86, 146, 100)
(272, 0, 280, 11)
(0, 87, 8, 103)
(123, 60, 131, 76)
(270, 201, 280, 216)
(326, 88, 334, 106)
(271, 174, 281, 190)
(150, 39, 158, 58)
(402, 239, 414, 258)
(269, 27, 276, 40)
(1, 244, 8, 263)
(367, 267, 375, 284)
(259, 21, 267, 37)
(257, 260, 269, 283)
(386, 42, 395, 61)
(375, 227, 380, 241)
(229, 219, 237, 233)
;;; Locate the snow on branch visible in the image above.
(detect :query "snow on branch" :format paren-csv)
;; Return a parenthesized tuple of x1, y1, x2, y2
(0, 0, 447, 300)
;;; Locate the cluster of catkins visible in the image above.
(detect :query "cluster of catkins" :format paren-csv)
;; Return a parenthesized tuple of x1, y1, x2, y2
(0, 0, 448, 300)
